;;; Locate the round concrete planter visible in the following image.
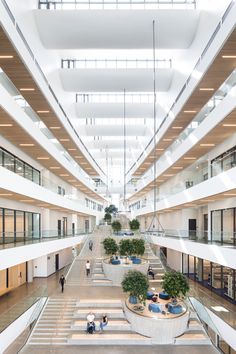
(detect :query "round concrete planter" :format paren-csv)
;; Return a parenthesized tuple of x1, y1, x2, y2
(124, 299, 189, 344)
(102, 258, 149, 286)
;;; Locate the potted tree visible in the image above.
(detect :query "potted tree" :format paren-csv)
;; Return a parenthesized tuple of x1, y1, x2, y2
(162, 270, 190, 302)
(111, 220, 122, 235)
(102, 237, 118, 256)
(122, 270, 149, 304)
(104, 212, 112, 224)
(132, 239, 145, 257)
(129, 219, 140, 231)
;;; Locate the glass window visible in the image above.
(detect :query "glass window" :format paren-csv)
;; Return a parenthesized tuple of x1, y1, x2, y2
(223, 266, 234, 300)
(24, 164, 33, 181)
(33, 214, 40, 239)
(4, 209, 14, 242)
(3, 150, 15, 172)
(25, 212, 33, 239)
(33, 169, 40, 185)
(0, 208, 3, 243)
(203, 259, 211, 285)
(223, 209, 234, 244)
(15, 211, 24, 240)
(212, 263, 222, 289)
(212, 210, 222, 242)
(15, 158, 24, 178)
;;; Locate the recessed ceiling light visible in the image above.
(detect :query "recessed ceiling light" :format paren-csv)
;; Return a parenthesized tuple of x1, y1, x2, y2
(37, 157, 50, 160)
(184, 157, 196, 160)
(184, 110, 197, 113)
(50, 126, 61, 130)
(199, 88, 214, 91)
(37, 110, 50, 113)
(19, 199, 34, 202)
(50, 166, 60, 170)
(222, 55, 236, 59)
(19, 143, 35, 147)
(19, 88, 35, 91)
(222, 124, 236, 127)
(0, 55, 14, 59)
(0, 193, 13, 196)
(172, 126, 183, 129)
(0, 124, 13, 127)
(200, 143, 215, 147)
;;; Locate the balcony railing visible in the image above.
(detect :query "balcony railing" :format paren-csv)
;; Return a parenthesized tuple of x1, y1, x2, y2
(62, 59, 172, 69)
(76, 92, 155, 103)
(39, 0, 197, 10)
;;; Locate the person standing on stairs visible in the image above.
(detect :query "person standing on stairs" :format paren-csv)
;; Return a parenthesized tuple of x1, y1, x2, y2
(86, 260, 91, 277)
(59, 274, 66, 293)
(89, 239, 93, 251)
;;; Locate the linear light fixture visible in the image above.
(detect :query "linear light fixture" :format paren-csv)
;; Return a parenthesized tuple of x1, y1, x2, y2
(184, 110, 197, 113)
(19, 143, 35, 147)
(156, 148, 164, 151)
(68, 148, 76, 151)
(0, 193, 13, 196)
(163, 174, 174, 177)
(184, 157, 196, 160)
(20, 199, 34, 202)
(223, 124, 236, 127)
(37, 157, 50, 160)
(37, 110, 50, 113)
(19, 88, 35, 91)
(60, 139, 70, 142)
(200, 143, 215, 147)
(59, 174, 69, 177)
(163, 138, 172, 142)
(223, 193, 236, 196)
(0, 55, 14, 59)
(50, 167, 60, 170)
(50, 126, 61, 130)
(222, 55, 236, 59)
(68, 179, 76, 182)
(0, 123, 13, 127)
(80, 162, 87, 165)
(172, 166, 183, 170)
(172, 126, 183, 129)
(199, 88, 214, 91)
(75, 155, 83, 158)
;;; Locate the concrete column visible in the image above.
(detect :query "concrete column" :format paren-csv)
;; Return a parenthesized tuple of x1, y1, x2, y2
(27, 260, 33, 282)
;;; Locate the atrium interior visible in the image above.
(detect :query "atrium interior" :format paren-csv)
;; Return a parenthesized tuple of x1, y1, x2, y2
(0, 0, 236, 353)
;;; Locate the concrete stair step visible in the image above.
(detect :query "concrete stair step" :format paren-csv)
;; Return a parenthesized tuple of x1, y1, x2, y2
(94, 268, 103, 273)
(72, 320, 131, 331)
(68, 332, 152, 345)
(92, 280, 113, 286)
(187, 319, 203, 331)
(74, 308, 125, 319)
(175, 331, 211, 345)
(29, 338, 67, 345)
(76, 299, 122, 308)
(92, 274, 107, 280)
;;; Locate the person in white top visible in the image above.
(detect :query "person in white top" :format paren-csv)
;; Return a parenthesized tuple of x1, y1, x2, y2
(86, 260, 91, 277)
(87, 312, 95, 322)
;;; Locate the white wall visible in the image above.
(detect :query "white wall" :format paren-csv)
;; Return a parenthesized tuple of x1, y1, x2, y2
(167, 249, 182, 271)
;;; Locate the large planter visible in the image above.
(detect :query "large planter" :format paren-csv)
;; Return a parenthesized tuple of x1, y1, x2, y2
(102, 258, 149, 286)
(129, 295, 138, 304)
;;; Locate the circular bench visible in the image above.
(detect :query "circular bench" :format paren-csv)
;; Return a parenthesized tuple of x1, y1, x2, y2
(148, 303, 161, 313)
(111, 259, 121, 265)
(168, 304, 183, 314)
(147, 291, 154, 300)
(159, 291, 170, 300)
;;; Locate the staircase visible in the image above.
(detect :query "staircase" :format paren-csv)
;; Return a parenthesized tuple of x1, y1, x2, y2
(68, 299, 152, 345)
(145, 242, 165, 288)
(28, 297, 77, 345)
(91, 258, 112, 286)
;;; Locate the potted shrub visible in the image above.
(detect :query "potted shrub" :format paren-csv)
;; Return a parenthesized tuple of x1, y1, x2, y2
(162, 270, 190, 301)
(122, 270, 149, 304)
(132, 238, 145, 257)
(105, 204, 118, 215)
(102, 237, 118, 256)
(129, 219, 140, 231)
(119, 239, 134, 257)
(104, 212, 112, 224)
(111, 220, 122, 234)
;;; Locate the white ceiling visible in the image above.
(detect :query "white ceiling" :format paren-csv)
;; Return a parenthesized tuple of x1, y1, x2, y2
(34, 10, 200, 49)
(59, 68, 174, 92)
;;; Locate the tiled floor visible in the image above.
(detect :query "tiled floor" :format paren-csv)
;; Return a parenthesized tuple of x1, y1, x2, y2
(0, 232, 229, 353)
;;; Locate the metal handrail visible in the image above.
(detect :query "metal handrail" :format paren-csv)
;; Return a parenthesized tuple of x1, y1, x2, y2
(126, 0, 236, 176)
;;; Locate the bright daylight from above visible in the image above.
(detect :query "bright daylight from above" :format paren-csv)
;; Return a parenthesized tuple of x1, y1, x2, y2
(0, 0, 236, 353)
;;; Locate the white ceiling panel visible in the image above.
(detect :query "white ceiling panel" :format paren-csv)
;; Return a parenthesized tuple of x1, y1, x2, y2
(34, 10, 200, 49)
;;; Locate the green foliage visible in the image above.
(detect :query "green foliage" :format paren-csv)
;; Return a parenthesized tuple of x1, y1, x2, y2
(162, 271, 190, 298)
(102, 237, 118, 255)
(129, 219, 140, 230)
(132, 238, 145, 256)
(104, 213, 112, 223)
(111, 220, 122, 233)
(122, 270, 149, 304)
(105, 204, 118, 215)
(119, 239, 134, 256)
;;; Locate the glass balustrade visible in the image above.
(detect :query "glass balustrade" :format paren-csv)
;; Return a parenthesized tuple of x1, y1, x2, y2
(62, 59, 172, 69)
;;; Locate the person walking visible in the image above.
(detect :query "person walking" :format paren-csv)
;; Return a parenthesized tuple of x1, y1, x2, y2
(86, 260, 91, 277)
(59, 274, 66, 293)
(89, 240, 93, 251)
